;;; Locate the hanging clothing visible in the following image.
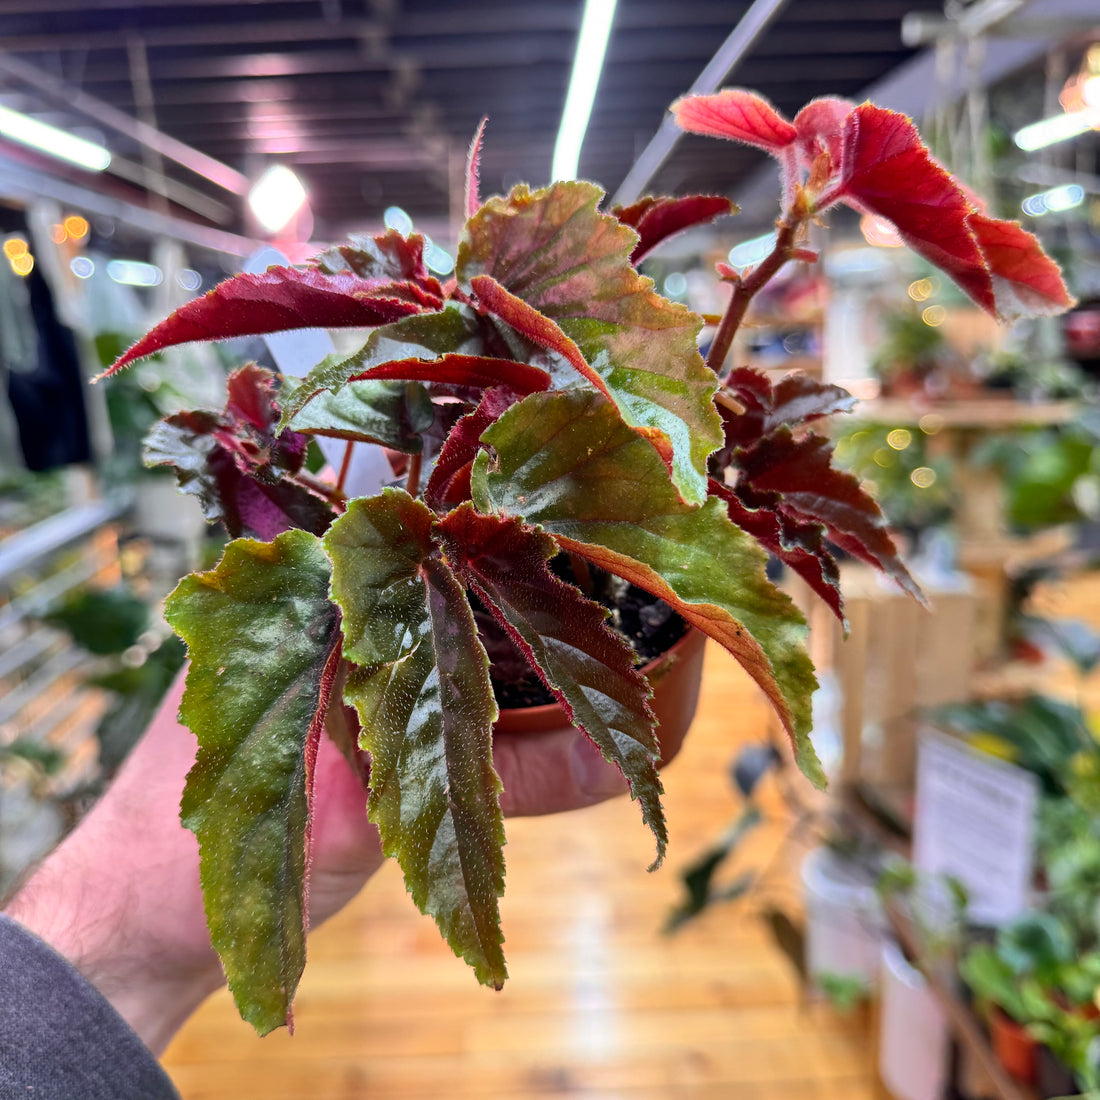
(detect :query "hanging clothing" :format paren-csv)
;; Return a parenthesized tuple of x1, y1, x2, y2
(4, 262, 91, 472)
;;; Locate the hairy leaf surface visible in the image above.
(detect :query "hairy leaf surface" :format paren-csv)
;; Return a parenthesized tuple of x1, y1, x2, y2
(325, 491, 507, 987)
(286, 378, 435, 451)
(739, 428, 920, 602)
(313, 230, 443, 296)
(968, 213, 1075, 319)
(672, 90, 798, 152)
(612, 195, 738, 263)
(834, 105, 993, 313)
(458, 180, 723, 506)
(438, 505, 666, 866)
(102, 266, 441, 378)
(166, 530, 341, 1034)
(280, 305, 491, 426)
(470, 390, 821, 785)
(712, 479, 844, 624)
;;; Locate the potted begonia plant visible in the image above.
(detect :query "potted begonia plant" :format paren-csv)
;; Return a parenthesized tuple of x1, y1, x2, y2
(100, 89, 1073, 1034)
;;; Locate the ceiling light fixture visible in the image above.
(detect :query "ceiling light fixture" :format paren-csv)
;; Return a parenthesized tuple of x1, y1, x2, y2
(248, 165, 308, 234)
(551, 0, 618, 182)
(0, 104, 111, 172)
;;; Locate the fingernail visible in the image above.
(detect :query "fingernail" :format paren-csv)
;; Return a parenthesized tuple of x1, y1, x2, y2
(569, 737, 625, 800)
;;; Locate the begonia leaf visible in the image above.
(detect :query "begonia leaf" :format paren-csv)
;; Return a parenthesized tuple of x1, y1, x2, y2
(101, 266, 443, 378)
(738, 428, 920, 602)
(144, 364, 333, 540)
(325, 491, 507, 988)
(425, 388, 516, 509)
(671, 89, 798, 153)
(612, 195, 738, 263)
(457, 180, 723, 507)
(723, 367, 856, 446)
(792, 97, 854, 170)
(313, 230, 442, 297)
(165, 530, 341, 1034)
(280, 304, 492, 426)
(470, 390, 822, 786)
(712, 478, 844, 624)
(968, 213, 1075, 320)
(286, 378, 435, 452)
(466, 118, 487, 219)
(833, 105, 994, 314)
(437, 505, 666, 866)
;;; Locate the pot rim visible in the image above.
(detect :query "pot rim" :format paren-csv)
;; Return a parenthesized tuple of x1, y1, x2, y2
(495, 625, 705, 727)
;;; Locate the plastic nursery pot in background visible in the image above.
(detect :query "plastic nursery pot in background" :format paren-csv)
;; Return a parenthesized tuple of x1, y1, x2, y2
(878, 940, 951, 1100)
(801, 845, 885, 990)
(494, 628, 707, 767)
(989, 1008, 1039, 1085)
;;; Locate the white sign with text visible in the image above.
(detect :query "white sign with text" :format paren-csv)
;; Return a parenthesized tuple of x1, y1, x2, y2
(913, 730, 1039, 926)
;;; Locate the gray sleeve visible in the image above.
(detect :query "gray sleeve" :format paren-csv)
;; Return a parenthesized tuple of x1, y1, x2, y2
(0, 914, 180, 1099)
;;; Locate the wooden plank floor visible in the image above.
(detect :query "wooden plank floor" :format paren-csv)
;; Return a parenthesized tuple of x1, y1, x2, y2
(162, 641, 877, 1099)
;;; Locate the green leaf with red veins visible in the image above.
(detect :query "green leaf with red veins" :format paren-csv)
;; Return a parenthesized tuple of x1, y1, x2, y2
(437, 505, 666, 867)
(279, 304, 492, 428)
(324, 491, 507, 988)
(286, 378, 435, 452)
(457, 180, 723, 507)
(470, 390, 822, 787)
(165, 530, 342, 1035)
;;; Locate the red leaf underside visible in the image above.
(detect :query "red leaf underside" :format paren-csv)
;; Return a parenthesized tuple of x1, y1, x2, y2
(102, 267, 442, 378)
(712, 479, 844, 624)
(466, 118, 488, 220)
(738, 430, 919, 601)
(347, 353, 551, 395)
(835, 105, 994, 315)
(968, 213, 1075, 319)
(425, 389, 517, 510)
(613, 195, 737, 264)
(672, 89, 797, 153)
(469, 275, 611, 397)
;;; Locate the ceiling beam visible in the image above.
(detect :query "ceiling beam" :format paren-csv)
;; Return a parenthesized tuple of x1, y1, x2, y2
(0, 18, 381, 53)
(0, 50, 250, 193)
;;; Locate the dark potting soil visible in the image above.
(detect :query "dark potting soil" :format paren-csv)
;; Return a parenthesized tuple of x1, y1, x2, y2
(488, 575, 689, 710)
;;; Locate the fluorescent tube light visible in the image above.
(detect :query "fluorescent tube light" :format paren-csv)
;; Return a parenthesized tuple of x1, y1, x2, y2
(248, 165, 307, 234)
(1014, 108, 1100, 152)
(551, 0, 618, 181)
(0, 104, 111, 172)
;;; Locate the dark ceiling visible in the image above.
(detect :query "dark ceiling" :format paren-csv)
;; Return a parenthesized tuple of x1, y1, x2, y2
(0, 0, 942, 248)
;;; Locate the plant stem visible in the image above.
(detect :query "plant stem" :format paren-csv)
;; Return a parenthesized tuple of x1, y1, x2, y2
(336, 440, 355, 495)
(705, 218, 802, 382)
(295, 471, 347, 510)
(406, 452, 422, 498)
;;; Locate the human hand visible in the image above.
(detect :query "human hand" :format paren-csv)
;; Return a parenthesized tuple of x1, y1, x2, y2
(4, 664, 658, 1055)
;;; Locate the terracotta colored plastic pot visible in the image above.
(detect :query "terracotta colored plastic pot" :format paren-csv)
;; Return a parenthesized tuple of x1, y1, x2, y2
(989, 1008, 1038, 1085)
(493, 627, 707, 765)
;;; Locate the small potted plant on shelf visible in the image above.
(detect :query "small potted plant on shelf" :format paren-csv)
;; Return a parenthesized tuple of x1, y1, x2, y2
(101, 89, 1073, 1033)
